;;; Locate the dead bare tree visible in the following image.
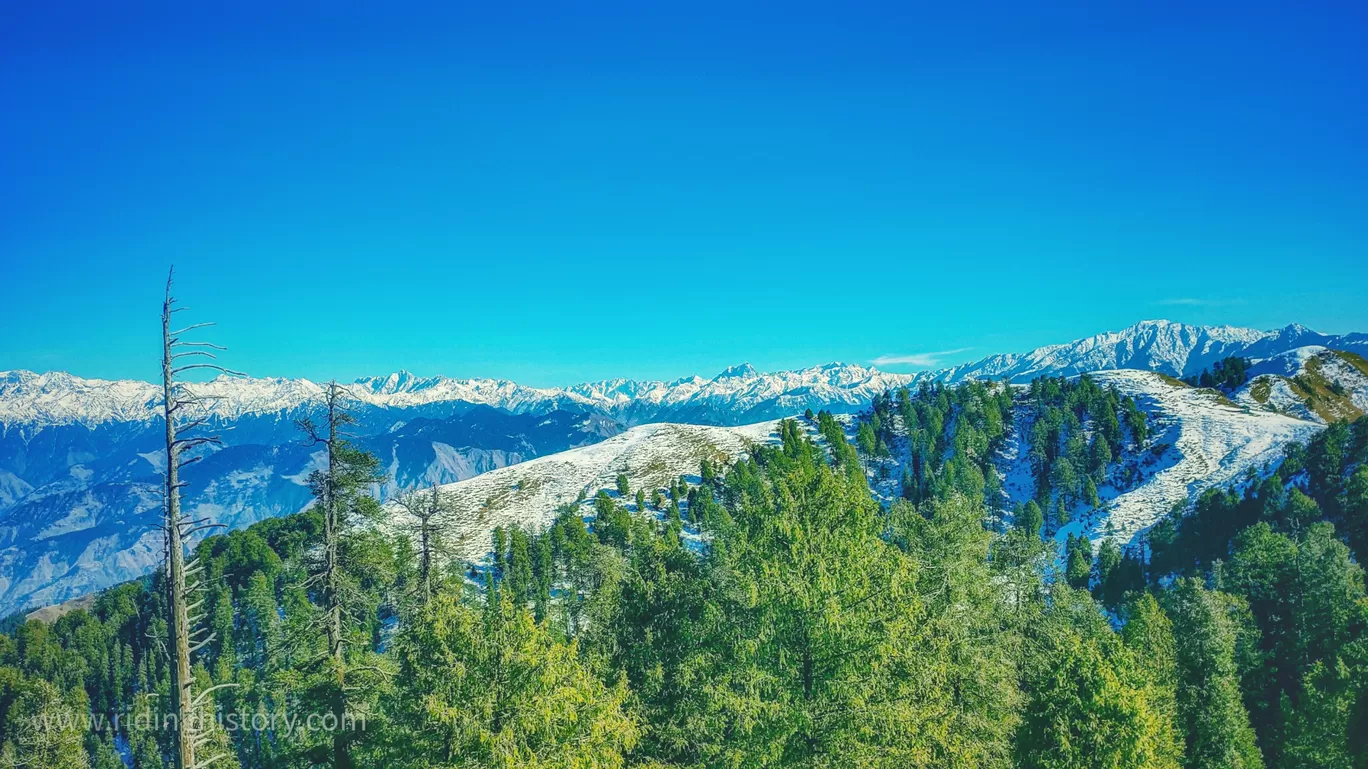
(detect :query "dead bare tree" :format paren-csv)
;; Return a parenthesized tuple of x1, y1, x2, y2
(160, 267, 241, 769)
(392, 483, 463, 605)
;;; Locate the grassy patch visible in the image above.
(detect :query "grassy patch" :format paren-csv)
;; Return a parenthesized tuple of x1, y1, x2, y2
(1156, 373, 1190, 389)
(1291, 356, 1363, 422)
(1333, 350, 1368, 378)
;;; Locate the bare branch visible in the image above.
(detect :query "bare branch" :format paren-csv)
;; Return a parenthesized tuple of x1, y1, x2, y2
(191, 683, 240, 709)
(170, 322, 216, 335)
(170, 341, 227, 350)
(172, 350, 219, 361)
(173, 363, 247, 377)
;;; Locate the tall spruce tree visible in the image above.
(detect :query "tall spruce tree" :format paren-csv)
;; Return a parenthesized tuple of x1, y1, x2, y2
(1167, 579, 1264, 769)
(295, 382, 387, 768)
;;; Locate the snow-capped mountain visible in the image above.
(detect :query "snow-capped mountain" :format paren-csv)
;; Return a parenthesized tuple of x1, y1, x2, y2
(0, 363, 916, 431)
(934, 320, 1368, 383)
(0, 407, 620, 616)
(6, 320, 1365, 433)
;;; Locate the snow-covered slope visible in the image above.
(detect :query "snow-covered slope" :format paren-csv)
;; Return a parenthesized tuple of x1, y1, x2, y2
(995, 371, 1322, 550)
(0, 408, 621, 617)
(1234, 347, 1368, 424)
(3, 318, 1364, 616)
(392, 420, 781, 561)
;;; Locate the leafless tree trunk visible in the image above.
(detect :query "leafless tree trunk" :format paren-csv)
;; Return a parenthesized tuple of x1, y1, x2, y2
(394, 483, 460, 605)
(160, 267, 240, 769)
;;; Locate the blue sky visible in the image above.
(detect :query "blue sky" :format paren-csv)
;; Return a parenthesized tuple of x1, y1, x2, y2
(2, 1, 1365, 386)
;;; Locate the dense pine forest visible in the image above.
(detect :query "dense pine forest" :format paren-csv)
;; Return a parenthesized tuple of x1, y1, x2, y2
(3, 373, 1368, 769)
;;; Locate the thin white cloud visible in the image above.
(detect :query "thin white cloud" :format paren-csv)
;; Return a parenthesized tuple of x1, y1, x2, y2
(871, 348, 973, 368)
(1156, 297, 1247, 307)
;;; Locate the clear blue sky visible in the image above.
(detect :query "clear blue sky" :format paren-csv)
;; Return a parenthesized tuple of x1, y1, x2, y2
(2, 1, 1365, 386)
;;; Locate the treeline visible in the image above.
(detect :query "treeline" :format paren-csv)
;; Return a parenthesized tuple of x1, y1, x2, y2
(1184, 356, 1253, 392)
(4, 392, 1368, 768)
(1024, 375, 1147, 525)
(861, 375, 1147, 532)
(860, 379, 1014, 508)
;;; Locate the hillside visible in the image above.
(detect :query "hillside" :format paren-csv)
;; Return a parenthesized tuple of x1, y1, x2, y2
(393, 420, 781, 562)
(861, 370, 1323, 554)
(1050, 371, 1321, 548)
(0, 407, 620, 617)
(1234, 346, 1368, 423)
(935, 320, 1368, 383)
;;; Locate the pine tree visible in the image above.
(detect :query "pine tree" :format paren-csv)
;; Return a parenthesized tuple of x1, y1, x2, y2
(1122, 592, 1183, 753)
(295, 382, 388, 769)
(385, 591, 638, 767)
(1016, 500, 1044, 537)
(1015, 593, 1182, 769)
(1167, 579, 1264, 769)
(1065, 534, 1093, 590)
(642, 426, 1019, 767)
(1, 679, 90, 768)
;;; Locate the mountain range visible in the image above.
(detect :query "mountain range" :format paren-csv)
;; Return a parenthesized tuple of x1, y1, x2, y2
(3, 318, 1366, 616)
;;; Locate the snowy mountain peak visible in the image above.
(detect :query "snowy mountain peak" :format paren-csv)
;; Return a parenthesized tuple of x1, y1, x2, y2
(713, 363, 759, 380)
(932, 319, 1365, 384)
(355, 370, 430, 395)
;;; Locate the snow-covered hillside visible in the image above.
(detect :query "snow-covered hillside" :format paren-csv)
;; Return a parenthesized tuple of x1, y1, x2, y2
(3, 317, 1364, 616)
(390, 420, 780, 561)
(1005, 371, 1322, 549)
(0, 408, 620, 617)
(1234, 347, 1368, 424)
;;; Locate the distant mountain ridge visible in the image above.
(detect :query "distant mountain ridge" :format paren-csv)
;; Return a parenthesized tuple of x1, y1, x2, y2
(6, 320, 1367, 431)
(0, 362, 918, 430)
(933, 320, 1368, 384)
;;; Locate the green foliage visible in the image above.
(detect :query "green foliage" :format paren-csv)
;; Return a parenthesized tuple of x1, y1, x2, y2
(1021, 375, 1142, 515)
(1184, 356, 1252, 392)
(384, 591, 639, 768)
(6, 398, 1368, 769)
(1167, 579, 1264, 769)
(1065, 534, 1093, 590)
(1015, 590, 1183, 769)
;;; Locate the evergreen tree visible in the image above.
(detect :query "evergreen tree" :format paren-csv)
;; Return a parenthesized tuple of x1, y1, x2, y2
(294, 383, 389, 769)
(1065, 534, 1093, 590)
(1015, 591, 1182, 769)
(1167, 579, 1264, 769)
(386, 592, 638, 768)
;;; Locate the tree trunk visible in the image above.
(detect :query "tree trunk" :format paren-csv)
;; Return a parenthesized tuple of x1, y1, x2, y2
(162, 277, 197, 769)
(323, 384, 352, 769)
(422, 485, 437, 604)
